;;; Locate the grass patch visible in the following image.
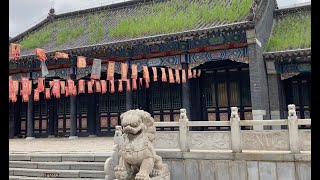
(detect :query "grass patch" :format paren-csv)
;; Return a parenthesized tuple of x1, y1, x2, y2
(266, 13, 311, 52)
(19, 23, 54, 49)
(109, 0, 253, 38)
(56, 19, 85, 46)
(87, 13, 105, 44)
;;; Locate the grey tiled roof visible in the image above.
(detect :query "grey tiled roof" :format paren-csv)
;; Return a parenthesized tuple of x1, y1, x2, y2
(10, 0, 258, 57)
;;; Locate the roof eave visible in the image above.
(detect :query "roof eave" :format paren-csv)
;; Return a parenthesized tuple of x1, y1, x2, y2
(263, 48, 311, 60)
(16, 21, 254, 61)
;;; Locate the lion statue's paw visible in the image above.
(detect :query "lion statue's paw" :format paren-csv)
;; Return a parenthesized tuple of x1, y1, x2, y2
(135, 172, 150, 180)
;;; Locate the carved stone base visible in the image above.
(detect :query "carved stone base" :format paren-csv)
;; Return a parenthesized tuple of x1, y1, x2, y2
(151, 172, 170, 180)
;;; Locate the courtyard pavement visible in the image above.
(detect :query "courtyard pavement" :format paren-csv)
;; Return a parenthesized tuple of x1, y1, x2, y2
(9, 137, 115, 154)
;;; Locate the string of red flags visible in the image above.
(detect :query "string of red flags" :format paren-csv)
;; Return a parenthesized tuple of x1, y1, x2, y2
(9, 43, 21, 61)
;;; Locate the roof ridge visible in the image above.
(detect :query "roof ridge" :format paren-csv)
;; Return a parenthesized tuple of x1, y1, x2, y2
(9, 0, 163, 43)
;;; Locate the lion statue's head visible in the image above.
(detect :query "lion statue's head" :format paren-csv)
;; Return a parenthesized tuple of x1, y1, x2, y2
(120, 109, 155, 141)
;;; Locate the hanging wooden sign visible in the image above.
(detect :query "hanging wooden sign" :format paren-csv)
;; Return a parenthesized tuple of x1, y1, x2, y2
(77, 56, 87, 68)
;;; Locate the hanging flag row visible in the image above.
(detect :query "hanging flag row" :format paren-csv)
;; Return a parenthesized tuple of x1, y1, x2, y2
(9, 66, 201, 103)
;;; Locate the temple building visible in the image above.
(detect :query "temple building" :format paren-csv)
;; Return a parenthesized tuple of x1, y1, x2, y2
(8, 0, 311, 138)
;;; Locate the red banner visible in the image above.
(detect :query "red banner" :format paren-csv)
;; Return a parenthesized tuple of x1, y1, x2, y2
(78, 80, 85, 94)
(65, 86, 69, 97)
(101, 80, 107, 94)
(52, 79, 61, 98)
(161, 68, 167, 82)
(168, 68, 174, 83)
(118, 80, 123, 92)
(143, 66, 150, 83)
(175, 69, 180, 84)
(107, 61, 115, 80)
(188, 69, 193, 79)
(67, 80, 74, 93)
(54, 52, 69, 60)
(60, 81, 65, 94)
(95, 81, 101, 93)
(182, 70, 186, 83)
(34, 48, 47, 61)
(9, 43, 21, 60)
(131, 64, 138, 79)
(87, 80, 93, 93)
(34, 89, 39, 101)
(45, 88, 51, 99)
(193, 69, 197, 78)
(13, 80, 19, 95)
(21, 77, 29, 97)
(28, 81, 32, 95)
(121, 63, 128, 80)
(110, 80, 115, 93)
(197, 69, 201, 77)
(72, 86, 77, 96)
(152, 67, 157, 82)
(132, 79, 137, 90)
(139, 78, 143, 89)
(37, 78, 45, 93)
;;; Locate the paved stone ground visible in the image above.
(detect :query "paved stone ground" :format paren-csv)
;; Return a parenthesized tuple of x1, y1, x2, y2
(9, 137, 115, 154)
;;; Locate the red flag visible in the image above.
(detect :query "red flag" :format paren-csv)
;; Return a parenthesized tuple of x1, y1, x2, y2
(131, 64, 138, 79)
(193, 69, 197, 78)
(37, 78, 45, 93)
(67, 80, 74, 93)
(197, 69, 201, 77)
(121, 62, 128, 80)
(95, 81, 101, 93)
(49, 81, 53, 88)
(60, 81, 65, 94)
(9, 77, 13, 100)
(143, 66, 150, 83)
(78, 80, 85, 94)
(175, 69, 180, 84)
(52, 80, 61, 98)
(28, 81, 32, 95)
(54, 52, 69, 60)
(182, 69, 186, 83)
(87, 80, 93, 93)
(168, 68, 175, 83)
(65, 86, 69, 97)
(132, 79, 137, 90)
(34, 48, 47, 61)
(72, 86, 77, 96)
(110, 80, 115, 93)
(126, 80, 131, 91)
(13, 80, 19, 95)
(161, 68, 167, 82)
(21, 77, 29, 97)
(9, 43, 21, 60)
(77, 56, 86, 68)
(188, 69, 193, 79)
(11, 93, 17, 103)
(101, 80, 107, 94)
(118, 80, 123, 92)
(145, 81, 149, 89)
(45, 88, 51, 99)
(152, 67, 157, 82)
(22, 94, 29, 102)
(34, 89, 39, 101)
(107, 61, 115, 80)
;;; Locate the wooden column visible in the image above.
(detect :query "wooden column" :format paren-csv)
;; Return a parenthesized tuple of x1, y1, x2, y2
(69, 58, 78, 139)
(48, 98, 56, 137)
(87, 93, 97, 136)
(125, 58, 132, 110)
(9, 103, 15, 139)
(181, 55, 191, 119)
(26, 72, 35, 140)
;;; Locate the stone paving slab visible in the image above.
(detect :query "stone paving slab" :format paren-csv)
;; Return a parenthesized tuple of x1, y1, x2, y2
(9, 137, 115, 154)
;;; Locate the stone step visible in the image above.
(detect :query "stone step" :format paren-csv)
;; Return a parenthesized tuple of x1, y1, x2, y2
(10, 168, 105, 179)
(9, 161, 105, 171)
(9, 175, 104, 180)
(9, 153, 110, 162)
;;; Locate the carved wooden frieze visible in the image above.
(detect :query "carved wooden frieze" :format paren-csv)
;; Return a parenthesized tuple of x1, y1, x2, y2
(242, 130, 289, 151)
(188, 131, 231, 150)
(299, 130, 311, 151)
(154, 132, 180, 149)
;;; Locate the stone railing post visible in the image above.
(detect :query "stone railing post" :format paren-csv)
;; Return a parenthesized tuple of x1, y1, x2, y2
(230, 107, 242, 153)
(287, 104, 300, 154)
(179, 108, 189, 152)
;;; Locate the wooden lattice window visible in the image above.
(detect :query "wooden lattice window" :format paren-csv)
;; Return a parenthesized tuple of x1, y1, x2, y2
(41, 100, 47, 116)
(99, 94, 108, 113)
(34, 101, 40, 117)
(119, 92, 126, 113)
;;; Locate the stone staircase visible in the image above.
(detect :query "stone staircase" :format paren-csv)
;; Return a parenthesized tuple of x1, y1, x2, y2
(9, 153, 111, 180)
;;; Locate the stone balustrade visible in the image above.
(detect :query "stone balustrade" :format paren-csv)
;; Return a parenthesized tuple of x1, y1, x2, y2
(153, 104, 311, 154)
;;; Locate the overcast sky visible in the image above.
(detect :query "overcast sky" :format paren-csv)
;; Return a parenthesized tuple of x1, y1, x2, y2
(9, 0, 310, 37)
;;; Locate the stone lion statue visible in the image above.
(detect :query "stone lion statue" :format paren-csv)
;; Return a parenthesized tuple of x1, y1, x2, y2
(114, 109, 169, 180)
